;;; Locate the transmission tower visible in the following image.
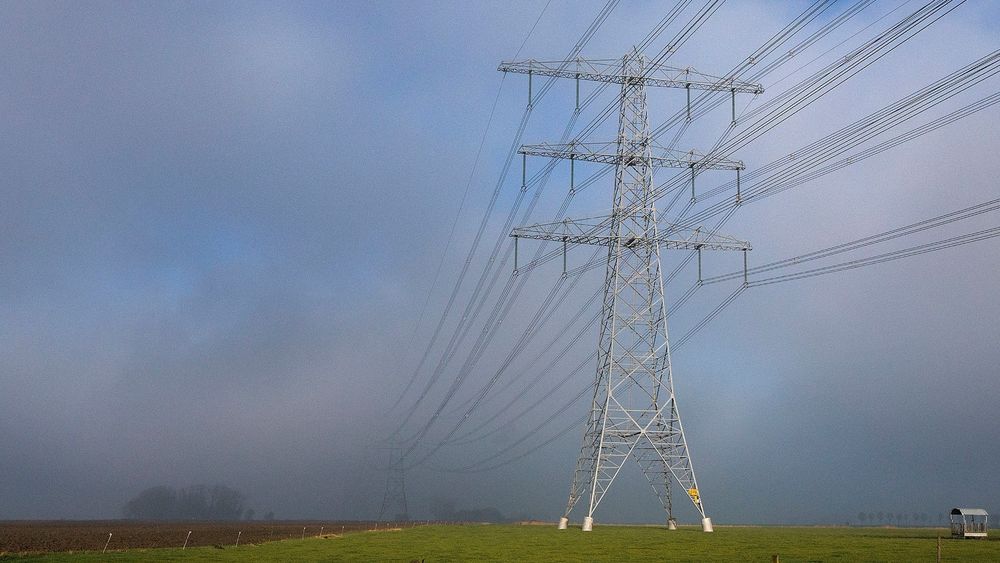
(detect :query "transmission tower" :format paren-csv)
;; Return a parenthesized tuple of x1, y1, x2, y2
(378, 447, 409, 521)
(501, 52, 761, 531)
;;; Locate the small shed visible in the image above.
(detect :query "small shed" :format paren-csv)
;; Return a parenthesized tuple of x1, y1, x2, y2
(950, 508, 988, 539)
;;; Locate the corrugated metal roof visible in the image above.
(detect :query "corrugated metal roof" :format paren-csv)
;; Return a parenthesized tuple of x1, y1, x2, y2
(951, 508, 989, 516)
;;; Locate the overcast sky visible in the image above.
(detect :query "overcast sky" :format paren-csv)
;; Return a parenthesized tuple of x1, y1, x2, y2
(1, 1, 998, 525)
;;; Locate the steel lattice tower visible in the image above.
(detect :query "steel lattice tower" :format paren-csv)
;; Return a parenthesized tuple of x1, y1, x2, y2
(501, 52, 761, 531)
(378, 447, 409, 521)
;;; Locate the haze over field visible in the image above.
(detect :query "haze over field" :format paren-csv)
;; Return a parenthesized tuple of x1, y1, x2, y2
(2, 1, 998, 525)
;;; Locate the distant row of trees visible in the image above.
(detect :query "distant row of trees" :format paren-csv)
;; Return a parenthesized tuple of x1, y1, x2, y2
(124, 484, 271, 521)
(429, 498, 507, 523)
(856, 512, 944, 525)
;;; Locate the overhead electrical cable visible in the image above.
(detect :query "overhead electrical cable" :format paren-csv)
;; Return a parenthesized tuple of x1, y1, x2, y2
(447, 211, 1000, 471)
(421, 2, 901, 442)
(395, 0, 719, 457)
(538, 41, 997, 282)
(420, 0, 983, 479)
(747, 225, 1000, 287)
(672, 52, 1000, 229)
(390, 0, 621, 437)
(450, 191, 1000, 471)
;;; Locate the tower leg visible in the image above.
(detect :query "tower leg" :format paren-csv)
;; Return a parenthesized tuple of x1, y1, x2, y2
(702, 517, 714, 532)
(668, 518, 677, 530)
(557, 517, 568, 530)
(582, 516, 594, 532)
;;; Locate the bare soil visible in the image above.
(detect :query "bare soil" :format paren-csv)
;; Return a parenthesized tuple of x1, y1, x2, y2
(0, 520, 413, 554)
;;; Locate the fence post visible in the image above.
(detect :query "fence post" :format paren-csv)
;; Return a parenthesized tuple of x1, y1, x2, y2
(937, 536, 942, 563)
(183, 530, 192, 550)
(102, 532, 112, 554)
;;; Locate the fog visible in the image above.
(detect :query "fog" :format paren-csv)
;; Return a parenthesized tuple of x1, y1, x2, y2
(1, 1, 998, 525)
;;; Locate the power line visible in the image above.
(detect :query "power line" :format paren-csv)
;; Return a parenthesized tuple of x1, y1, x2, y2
(444, 206, 1000, 473)
(398, 2, 985, 492)
(418, 2, 913, 443)
(395, 0, 719, 457)
(388, 0, 556, 417)
(748, 225, 1000, 287)
(390, 1, 621, 438)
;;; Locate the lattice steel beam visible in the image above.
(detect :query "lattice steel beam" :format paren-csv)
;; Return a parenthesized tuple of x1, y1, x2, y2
(497, 58, 764, 94)
(520, 142, 745, 170)
(511, 217, 751, 251)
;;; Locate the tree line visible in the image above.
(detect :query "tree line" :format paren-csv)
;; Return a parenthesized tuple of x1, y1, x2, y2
(123, 484, 270, 521)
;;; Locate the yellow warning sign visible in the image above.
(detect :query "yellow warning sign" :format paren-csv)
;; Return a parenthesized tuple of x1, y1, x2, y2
(687, 488, 700, 503)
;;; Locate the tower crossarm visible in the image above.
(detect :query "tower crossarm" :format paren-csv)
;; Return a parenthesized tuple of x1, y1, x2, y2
(520, 142, 744, 171)
(511, 216, 751, 251)
(498, 58, 763, 94)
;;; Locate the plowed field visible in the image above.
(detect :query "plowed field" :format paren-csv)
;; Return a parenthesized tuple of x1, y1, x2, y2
(0, 520, 413, 554)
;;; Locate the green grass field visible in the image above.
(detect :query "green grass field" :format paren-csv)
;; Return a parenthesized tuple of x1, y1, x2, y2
(8, 524, 1000, 562)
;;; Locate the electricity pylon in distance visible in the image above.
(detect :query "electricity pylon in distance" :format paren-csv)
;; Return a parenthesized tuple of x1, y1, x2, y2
(378, 446, 409, 521)
(502, 52, 761, 532)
